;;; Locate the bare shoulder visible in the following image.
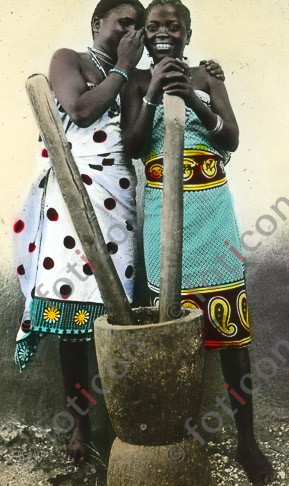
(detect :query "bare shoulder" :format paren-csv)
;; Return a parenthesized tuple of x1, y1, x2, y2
(49, 48, 90, 83)
(49, 48, 84, 78)
(50, 48, 82, 66)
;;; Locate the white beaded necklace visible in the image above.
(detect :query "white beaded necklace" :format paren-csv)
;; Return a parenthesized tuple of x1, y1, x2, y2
(88, 46, 114, 67)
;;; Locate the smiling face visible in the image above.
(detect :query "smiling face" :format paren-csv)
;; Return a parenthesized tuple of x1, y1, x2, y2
(145, 4, 191, 62)
(93, 4, 143, 55)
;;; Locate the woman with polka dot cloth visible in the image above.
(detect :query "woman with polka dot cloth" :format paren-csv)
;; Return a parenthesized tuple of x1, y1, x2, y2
(13, 0, 145, 464)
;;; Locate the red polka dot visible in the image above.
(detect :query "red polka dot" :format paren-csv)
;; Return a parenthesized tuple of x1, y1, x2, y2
(93, 130, 107, 143)
(60, 284, 72, 299)
(29, 243, 36, 253)
(104, 198, 116, 210)
(119, 178, 130, 189)
(43, 257, 54, 269)
(125, 265, 134, 278)
(47, 208, 59, 221)
(42, 148, 49, 158)
(83, 263, 93, 276)
(107, 242, 118, 254)
(81, 174, 93, 185)
(17, 264, 25, 276)
(64, 236, 76, 249)
(14, 220, 25, 233)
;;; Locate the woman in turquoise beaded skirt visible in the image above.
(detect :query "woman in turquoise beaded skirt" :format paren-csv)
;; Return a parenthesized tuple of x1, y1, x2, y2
(121, 0, 274, 483)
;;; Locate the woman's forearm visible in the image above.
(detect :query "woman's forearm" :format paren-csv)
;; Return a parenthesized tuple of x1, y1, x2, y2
(69, 73, 128, 128)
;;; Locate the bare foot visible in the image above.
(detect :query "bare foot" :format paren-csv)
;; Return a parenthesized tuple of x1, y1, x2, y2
(236, 440, 274, 485)
(66, 415, 91, 465)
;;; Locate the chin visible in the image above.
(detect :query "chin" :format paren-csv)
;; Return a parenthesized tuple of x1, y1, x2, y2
(152, 50, 175, 62)
(155, 52, 169, 60)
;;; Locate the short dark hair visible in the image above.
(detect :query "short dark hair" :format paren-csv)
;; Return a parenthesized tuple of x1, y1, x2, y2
(145, 0, 191, 30)
(91, 0, 145, 36)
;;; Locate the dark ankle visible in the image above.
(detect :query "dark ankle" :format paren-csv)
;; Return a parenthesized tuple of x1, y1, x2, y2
(236, 441, 274, 485)
(66, 414, 91, 465)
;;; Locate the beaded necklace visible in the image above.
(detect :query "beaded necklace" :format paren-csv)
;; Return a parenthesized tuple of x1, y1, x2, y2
(87, 48, 107, 78)
(89, 46, 114, 67)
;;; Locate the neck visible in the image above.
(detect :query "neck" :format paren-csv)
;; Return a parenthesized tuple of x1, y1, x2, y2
(92, 40, 117, 64)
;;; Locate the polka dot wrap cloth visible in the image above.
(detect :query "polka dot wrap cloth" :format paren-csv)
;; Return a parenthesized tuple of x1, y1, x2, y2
(14, 96, 137, 371)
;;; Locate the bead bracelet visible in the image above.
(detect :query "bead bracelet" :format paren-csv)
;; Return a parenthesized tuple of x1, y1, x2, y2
(109, 68, 128, 82)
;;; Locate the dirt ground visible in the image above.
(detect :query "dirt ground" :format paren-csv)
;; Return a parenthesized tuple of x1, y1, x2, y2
(0, 418, 288, 486)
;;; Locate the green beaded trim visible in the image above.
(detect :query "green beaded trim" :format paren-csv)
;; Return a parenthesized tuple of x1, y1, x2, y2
(30, 297, 106, 336)
(15, 332, 44, 372)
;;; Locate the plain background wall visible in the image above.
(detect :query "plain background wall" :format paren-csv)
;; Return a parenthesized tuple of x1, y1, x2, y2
(1, 0, 289, 434)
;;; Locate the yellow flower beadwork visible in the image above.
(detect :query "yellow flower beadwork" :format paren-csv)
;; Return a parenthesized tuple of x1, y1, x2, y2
(43, 306, 60, 323)
(74, 310, 90, 325)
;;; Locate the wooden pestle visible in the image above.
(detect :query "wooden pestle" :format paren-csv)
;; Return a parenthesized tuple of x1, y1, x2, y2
(159, 94, 185, 323)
